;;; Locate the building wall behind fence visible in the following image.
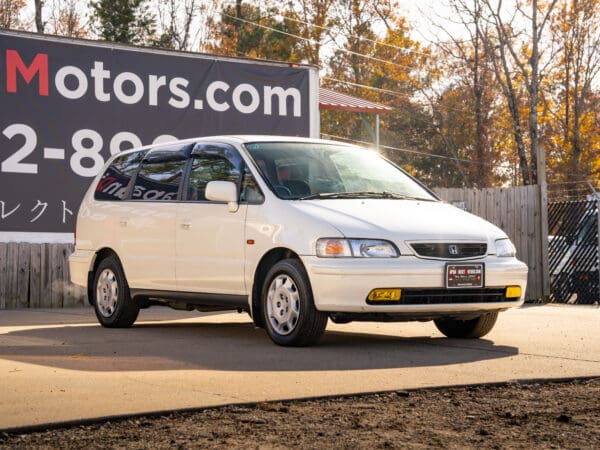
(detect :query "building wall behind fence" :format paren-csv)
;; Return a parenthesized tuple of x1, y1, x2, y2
(0, 243, 86, 309)
(435, 185, 546, 301)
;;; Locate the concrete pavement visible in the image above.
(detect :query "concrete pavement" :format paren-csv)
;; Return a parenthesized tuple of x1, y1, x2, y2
(1, 305, 599, 430)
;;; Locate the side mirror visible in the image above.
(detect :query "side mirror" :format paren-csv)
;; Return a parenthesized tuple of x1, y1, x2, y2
(205, 181, 239, 213)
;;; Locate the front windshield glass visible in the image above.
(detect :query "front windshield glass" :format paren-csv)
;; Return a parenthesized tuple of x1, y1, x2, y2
(244, 142, 437, 201)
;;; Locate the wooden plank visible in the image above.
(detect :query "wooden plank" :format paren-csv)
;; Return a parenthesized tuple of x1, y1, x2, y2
(508, 188, 517, 258)
(539, 183, 550, 297)
(498, 188, 507, 235)
(467, 189, 476, 215)
(40, 243, 51, 308)
(5, 243, 19, 309)
(436, 188, 446, 201)
(50, 244, 63, 308)
(0, 243, 7, 309)
(523, 186, 532, 264)
(478, 189, 485, 220)
(487, 188, 497, 229)
(17, 243, 30, 308)
(62, 244, 79, 307)
(528, 186, 540, 300)
(29, 244, 42, 308)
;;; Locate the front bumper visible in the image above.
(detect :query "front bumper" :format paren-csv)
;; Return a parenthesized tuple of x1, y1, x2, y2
(303, 255, 528, 315)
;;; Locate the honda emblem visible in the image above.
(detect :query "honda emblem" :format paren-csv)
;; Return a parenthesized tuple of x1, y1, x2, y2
(448, 245, 460, 256)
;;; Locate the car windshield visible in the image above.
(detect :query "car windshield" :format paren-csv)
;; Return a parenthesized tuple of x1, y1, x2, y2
(244, 142, 437, 201)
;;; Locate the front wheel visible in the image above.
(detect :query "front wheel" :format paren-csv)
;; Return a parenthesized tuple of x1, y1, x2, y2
(262, 259, 328, 346)
(434, 312, 498, 338)
(92, 256, 139, 328)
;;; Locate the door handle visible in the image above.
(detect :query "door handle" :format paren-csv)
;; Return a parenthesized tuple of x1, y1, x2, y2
(119, 218, 128, 227)
(181, 222, 192, 230)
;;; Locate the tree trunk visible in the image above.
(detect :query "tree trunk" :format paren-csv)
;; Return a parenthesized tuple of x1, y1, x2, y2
(529, 0, 540, 185)
(235, 0, 242, 56)
(35, 0, 44, 33)
(473, 1, 485, 186)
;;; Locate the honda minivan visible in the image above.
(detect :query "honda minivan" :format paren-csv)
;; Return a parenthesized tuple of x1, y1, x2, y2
(69, 136, 528, 346)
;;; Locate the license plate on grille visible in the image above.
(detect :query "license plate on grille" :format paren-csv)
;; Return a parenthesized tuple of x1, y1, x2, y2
(446, 263, 484, 288)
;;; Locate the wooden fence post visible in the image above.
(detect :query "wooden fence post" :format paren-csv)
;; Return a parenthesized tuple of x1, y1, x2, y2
(0, 243, 6, 309)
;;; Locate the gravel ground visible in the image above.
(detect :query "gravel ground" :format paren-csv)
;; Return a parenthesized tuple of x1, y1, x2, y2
(2, 378, 599, 449)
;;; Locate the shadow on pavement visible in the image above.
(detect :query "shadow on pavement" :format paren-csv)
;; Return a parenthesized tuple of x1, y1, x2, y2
(0, 320, 518, 372)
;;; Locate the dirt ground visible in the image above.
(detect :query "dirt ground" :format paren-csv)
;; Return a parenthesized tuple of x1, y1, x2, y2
(1, 378, 599, 449)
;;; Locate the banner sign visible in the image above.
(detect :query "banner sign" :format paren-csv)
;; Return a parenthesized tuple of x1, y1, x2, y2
(0, 31, 314, 234)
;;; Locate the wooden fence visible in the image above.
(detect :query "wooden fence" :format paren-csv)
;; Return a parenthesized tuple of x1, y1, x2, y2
(435, 185, 549, 301)
(0, 243, 86, 309)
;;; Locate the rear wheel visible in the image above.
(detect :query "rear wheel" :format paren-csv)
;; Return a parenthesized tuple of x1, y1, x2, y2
(92, 256, 139, 328)
(262, 259, 328, 346)
(434, 312, 498, 338)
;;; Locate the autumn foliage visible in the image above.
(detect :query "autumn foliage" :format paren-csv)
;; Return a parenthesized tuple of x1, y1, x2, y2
(2, 0, 598, 192)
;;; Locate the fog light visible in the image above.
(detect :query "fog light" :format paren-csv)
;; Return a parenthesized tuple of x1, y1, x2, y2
(505, 286, 521, 299)
(367, 289, 401, 302)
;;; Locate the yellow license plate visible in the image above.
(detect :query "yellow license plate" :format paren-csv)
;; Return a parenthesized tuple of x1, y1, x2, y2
(367, 288, 401, 302)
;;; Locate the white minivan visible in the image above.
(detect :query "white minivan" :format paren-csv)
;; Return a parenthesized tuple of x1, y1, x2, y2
(69, 136, 528, 346)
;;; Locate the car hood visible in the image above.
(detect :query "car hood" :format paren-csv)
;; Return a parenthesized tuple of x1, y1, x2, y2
(289, 199, 507, 253)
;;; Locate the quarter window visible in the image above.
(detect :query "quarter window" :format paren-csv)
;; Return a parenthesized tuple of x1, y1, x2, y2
(240, 167, 264, 203)
(94, 150, 147, 201)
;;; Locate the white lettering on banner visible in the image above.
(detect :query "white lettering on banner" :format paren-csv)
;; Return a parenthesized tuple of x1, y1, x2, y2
(206, 81, 230, 112)
(4, 50, 304, 116)
(0, 123, 181, 178)
(148, 75, 166, 106)
(0, 200, 77, 224)
(1, 124, 38, 174)
(0, 201, 20, 219)
(29, 200, 48, 222)
(61, 200, 73, 223)
(232, 83, 260, 114)
(91, 61, 111, 102)
(264, 86, 302, 117)
(110, 132, 143, 155)
(168, 77, 190, 109)
(55, 65, 88, 99)
(113, 72, 144, 104)
(70, 129, 105, 177)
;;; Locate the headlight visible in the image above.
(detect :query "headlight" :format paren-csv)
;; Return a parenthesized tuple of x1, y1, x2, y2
(495, 238, 516, 257)
(316, 238, 399, 258)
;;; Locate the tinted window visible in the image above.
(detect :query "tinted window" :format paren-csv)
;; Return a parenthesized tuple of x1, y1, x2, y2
(131, 151, 187, 202)
(94, 151, 146, 201)
(186, 155, 241, 201)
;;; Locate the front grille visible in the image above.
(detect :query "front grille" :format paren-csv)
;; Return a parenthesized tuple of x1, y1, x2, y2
(366, 288, 508, 305)
(411, 242, 487, 259)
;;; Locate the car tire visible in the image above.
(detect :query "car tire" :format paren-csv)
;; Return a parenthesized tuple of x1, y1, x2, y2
(262, 259, 328, 347)
(434, 312, 498, 338)
(92, 256, 139, 328)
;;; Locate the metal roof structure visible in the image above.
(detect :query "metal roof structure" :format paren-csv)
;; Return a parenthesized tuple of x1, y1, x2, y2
(319, 87, 393, 114)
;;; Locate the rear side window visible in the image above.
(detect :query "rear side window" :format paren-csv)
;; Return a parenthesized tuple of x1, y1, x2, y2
(94, 151, 146, 201)
(131, 150, 188, 202)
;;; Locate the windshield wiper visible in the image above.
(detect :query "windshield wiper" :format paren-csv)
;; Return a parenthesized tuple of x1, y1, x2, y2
(298, 191, 435, 201)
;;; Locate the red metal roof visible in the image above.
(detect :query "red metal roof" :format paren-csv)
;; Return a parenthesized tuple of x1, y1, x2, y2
(319, 87, 393, 114)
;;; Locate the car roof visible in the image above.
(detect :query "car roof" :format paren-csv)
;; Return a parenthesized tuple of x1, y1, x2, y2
(114, 135, 358, 158)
